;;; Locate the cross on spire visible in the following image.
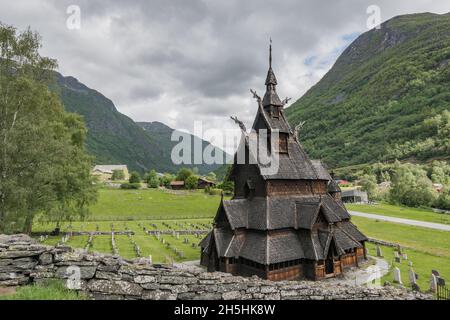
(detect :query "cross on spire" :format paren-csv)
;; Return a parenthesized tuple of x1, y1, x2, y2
(269, 38, 272, 69)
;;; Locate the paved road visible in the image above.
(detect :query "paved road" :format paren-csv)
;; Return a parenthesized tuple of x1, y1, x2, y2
(349, 211, 450, 232)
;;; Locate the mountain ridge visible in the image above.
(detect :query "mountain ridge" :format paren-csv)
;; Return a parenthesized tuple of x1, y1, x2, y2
(53, 72, 226, 174)
(285, 12, 450, 168)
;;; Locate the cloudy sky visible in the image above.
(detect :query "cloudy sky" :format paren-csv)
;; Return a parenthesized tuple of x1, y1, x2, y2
(1, 0, 450, 153)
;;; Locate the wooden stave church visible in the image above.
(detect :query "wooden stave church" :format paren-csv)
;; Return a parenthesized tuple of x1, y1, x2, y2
(199, 44, 368, 281)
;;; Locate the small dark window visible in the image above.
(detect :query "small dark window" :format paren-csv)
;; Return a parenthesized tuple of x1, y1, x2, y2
(279, 133, 288, 153)
(272, 107, 280, 118)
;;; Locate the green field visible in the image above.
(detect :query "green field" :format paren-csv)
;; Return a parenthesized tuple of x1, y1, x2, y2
(347, 202, 450, 225)
(85, 188, 222, 221)
(351, 216, 450, 257)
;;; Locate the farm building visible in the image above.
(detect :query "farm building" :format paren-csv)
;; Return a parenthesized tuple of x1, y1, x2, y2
(200, 44, 367, 281)
(170, 180, 185, 190)
(341, 189, 369, 204)
(92, 165, 129, 181)
(197, 177, 216, 189)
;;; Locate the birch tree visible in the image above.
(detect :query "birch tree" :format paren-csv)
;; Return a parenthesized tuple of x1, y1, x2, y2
(0, 23, 97, 233)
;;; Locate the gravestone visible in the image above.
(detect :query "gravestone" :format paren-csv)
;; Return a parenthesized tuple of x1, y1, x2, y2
(408, 261, 413, 267)
(148, 255, 152, 264)
(430, 273, 438, 293)
(431, 269, 440, 277)
(402, 253, 408, 260)
(409, 268, 417, 285)
(437, 277, 446, 286)
(376, 245, 383, 257)
(393, 267, 402, 284)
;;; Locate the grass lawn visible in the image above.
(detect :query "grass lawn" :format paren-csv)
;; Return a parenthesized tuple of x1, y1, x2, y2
(347, 202, 450, 225)
(87, 188, 222, 221)
(365, 242, 450, 291)
(0, 280, 87, 300)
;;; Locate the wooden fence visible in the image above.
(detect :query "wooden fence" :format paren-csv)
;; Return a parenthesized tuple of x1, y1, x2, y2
(437, 283, 450, 300)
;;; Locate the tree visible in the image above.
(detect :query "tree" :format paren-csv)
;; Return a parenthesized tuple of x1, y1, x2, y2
(145, 170, 159, 188)
(185, 175, 199, 190)
(176, 168, 192, 182)
(111, 169, 125, 181)
(0, 23, 97, 233)
(160, 173, 175, 187)
(389, 162, 437, 207)
(129, 171, 141, 184)
(434, 188, 450, 210)
(359, 174, 377, 200)
(206, 172, 217, 182)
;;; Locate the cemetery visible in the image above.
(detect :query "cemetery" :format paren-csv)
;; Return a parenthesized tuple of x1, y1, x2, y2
(32, 218, 212, 263)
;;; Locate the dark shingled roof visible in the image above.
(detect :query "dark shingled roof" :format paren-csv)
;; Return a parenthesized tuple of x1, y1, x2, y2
(213, 228, 233, 256)
(206, 217, 365, 265)
(332, 227, 362, 255)
(255, 140, 325, 180)
(199, 231, 212, 250)
(311, 160, 332, 181)
(296, 200, 321, 229)
(338, 221, 368, 242)
(221, 194, 353, 231)
(240, 230, 305, 265)
(265, 67, 278, 85)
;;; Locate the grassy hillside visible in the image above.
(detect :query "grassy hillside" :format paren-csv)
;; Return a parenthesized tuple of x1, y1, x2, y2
(53, 73, 225, 174)
(286, 13, 450, 168)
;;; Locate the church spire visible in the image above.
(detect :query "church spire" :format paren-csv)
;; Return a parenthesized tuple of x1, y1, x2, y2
(263, 39, 282, 107)
(265, 39, 278, 86)
(269, 38, 272, 69)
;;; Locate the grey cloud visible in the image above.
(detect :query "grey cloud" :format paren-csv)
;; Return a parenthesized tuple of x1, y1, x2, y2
(1, 0, 450, 151)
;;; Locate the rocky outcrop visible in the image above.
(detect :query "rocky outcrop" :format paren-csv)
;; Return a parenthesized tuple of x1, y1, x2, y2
(0, 234, 432, 300)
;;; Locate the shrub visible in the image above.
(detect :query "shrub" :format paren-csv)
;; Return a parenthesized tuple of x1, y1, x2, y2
(208, 188, 223, 196)
(159, 173, 175, 187)
(176, 168, 193, 182)
(129, 171, 141, 184)
(145, 170, 159, 188)
(185, 175, 199, 190)
(434, 188, 450, 210)
(120, 183, 141, 190)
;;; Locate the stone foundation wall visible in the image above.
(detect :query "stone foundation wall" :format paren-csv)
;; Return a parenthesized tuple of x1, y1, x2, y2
(0, 234, 431, 300)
